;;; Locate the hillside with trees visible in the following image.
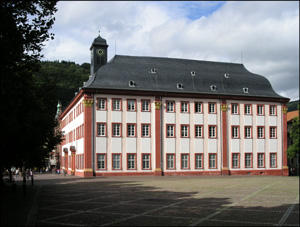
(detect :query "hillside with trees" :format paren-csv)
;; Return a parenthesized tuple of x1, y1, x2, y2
(33, 61, 90, 110)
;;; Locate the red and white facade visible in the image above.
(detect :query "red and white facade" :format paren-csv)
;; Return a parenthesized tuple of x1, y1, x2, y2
(59, 90, 289, 177)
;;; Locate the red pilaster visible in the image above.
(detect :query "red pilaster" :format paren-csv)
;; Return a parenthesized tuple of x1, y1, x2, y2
(154, 97, 162, 176)
(221, 100, 229, 175)
(83, 94, 93, 177)
(282, 104, 289, 176)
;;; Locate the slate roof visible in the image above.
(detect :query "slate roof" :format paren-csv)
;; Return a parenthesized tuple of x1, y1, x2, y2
(84, 55, 285, 99)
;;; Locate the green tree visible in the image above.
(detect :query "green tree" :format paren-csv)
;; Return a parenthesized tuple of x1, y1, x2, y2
(287, 106, 299, 159)
(0, 1, 61, 180)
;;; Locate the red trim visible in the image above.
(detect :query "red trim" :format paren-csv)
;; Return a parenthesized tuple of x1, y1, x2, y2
(166, 153, 175, 170)
(221, 99, 228, 174)
(127, 99, 136, 112)
(257, 126, 265, 139)
(231, 125, 240, 139)
(257, 104, 265, 116)
(257, 153, 265, 168)
(194, 102, 203, 113)
(96, 154, 107, 170)
(244, 153, 253, 168)
(96, 122, 107, 137)
(112, 98, 122, 111)
(269, 105, 277, 116)
(282, 103, 288, 174)
(180, 101, 190, 113)
(244, 104, 252, 115)
(166, 124, 175, 138)
(96, 98, 107, 111)
(269, 126, 277, 139)
(195, 153, 204, 169)
(209, 153, 217, 169)
(141, 124, 151, 137)
(166, 100, 175, 113)
(231, 103, 239, 115)
(112, 123, 122, 137)
(112, 153, 122, 170)
(127, 123, 137, 137)
(180, 124, 190, 138)
(141, 99, 151, 112)
(244, 126, 253, 139)
(231, 153, 240, 169)
(195, 125, 204, 138)
(127, 153, 137, 170)
(208, 125, 217, 139)
(208, 102, 217, 114)
(181, 154, 190, 169)
(155, 97, 162, 175)
(229, 169, 284, 176)
(141, 153, 152, 170)
(60, 89, 84, 119)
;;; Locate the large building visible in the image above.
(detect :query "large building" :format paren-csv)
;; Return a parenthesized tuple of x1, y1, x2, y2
(59, 34, 290, 177)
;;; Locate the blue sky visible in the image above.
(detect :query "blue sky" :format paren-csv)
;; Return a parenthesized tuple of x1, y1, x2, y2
(41, 1, 299, 101)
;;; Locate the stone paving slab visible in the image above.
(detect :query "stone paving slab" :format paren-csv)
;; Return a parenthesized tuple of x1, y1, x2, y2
(1, 174, 299, 226)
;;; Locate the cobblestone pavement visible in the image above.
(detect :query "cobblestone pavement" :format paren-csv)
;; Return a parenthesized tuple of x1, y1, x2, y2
(1, 174, 299, 226)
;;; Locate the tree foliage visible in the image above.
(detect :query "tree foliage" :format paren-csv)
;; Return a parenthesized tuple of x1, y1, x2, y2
(287, 106, 300, 159)
(0, 1, 61, 171)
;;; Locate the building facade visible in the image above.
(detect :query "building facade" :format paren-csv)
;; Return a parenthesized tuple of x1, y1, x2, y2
(59, 34, 290, 177)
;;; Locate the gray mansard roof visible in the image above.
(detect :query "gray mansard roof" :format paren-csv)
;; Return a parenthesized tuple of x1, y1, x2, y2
(84, 55, 285, 99)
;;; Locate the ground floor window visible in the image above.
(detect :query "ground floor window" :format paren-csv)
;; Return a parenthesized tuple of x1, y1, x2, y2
(142, 154, 150, 169)
(181, 154, 189, 169)
(232, 153, 239, 168)
(270, 153, 277, 168)
(245, 153, 252, 168)
(112, 154, 121, 170)
(167, 154, 175, 169)
(127, 154, 136, 170)
(97, 154, 106, 169)
(209, 154, 216, 169)
(258, 153, 265, 168)
(195, 154, 203, 169)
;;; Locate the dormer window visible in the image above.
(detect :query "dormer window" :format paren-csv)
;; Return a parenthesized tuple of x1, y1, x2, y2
(224, 73, 230, 78)
(177, 83, 184, 89)
(150, 68, 157, 74)
(243, 87, 249, 93)
(191, 71, 196, 76)
(129, 80, 135, 87)
(210, 85, 217, 91)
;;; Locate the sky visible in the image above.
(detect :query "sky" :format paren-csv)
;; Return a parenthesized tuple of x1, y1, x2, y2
(41, 1, 299, 101)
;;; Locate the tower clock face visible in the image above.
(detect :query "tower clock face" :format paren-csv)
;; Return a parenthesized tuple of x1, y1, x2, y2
(96, 48, 104, 56)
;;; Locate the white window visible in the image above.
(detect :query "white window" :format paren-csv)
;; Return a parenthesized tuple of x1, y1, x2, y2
(245, 154, 252, 168)
(127, 124, 135, 137)
(209, 154, 216, 168)
(142, 100, 150, 111)
(232, 126, 239, 138)
(270, 127, 276, 138)
(167, 125, 174, 137)
(258, 127, 264, 138)
(112, 154, 121, 169)
(167, 154, 174, 169)
(245, 104, 251, 115)
(257, 105, 264, 115)
(232, 104, 238, 114)
(270, 106, 276, 115)
(97, 154, 105, 169)
(128, 100, 136, 111)
(113, 124, 121, 137)
(181, 102, 188, 113)
(270, 154, 276, 167)
(195, 154, 203, 168)
(97, 123, 106, 136)
(181, 154, 189, 169)
(232, 154, 239, 168)
(142, 125, 150, 137)
(113, 99, 121, 110)
(209, 103, 215, 113)
(209, 126, 216, 138)
(128, 154, 135, 169)
(195, 125, 203, 138)
(258, 154, 264, 167)
(167, 101, 174, 112)
(181, 125, 189, 137)
(142, 154, 150, 169)
(98, 99, 106, 110)
(245, 127, 252, 138)
(195, 102, 202, 113)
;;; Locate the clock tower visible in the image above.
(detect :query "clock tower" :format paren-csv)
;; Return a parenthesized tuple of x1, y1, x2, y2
(90, 32, 108, 76)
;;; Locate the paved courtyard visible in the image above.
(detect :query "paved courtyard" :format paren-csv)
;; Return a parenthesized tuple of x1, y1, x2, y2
(1, 174, 299, 226)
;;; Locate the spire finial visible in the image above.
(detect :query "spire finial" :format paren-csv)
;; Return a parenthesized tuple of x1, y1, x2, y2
(98, 30, 100, 37)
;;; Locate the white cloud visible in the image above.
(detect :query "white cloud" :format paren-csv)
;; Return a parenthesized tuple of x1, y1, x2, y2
(41, 1, 299, 101)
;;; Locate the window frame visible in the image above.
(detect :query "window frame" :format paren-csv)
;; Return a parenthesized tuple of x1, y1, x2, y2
(181, 154, 190, 169)
(270, 126, 277, 139)
(208, 125, 217, 139)
(195, 125, 203, 138)
(141, 99, 151, 112)
(97, 122, 107, 137)
(166, 100, 175, 113)
(231, 126, 240, 139)
(141, 124, 151, 138)
(127, 99, 136, 112)
(231, 103, 239, 115)
(181, 124, 190, 138)
(166, 154, 175, 170)
(245, 153, 253, 168)
(257, 104, 265, 116)
(244, 104, 252, 115)
(209, 153, 217, 169)
(232, 153, 240, 169)
(195, 153, 203, 169)
(257, 153, 265, 168)
(180, 101, 189, 113)
(244, 126, 252, 139)
(208, 102, 217, 114)
(112, 154, 122, 170)
(270, 153, 277, 168)
(127, 123, 136, 137)
(142, 154, 151, 170)
(112, 123, 122, 137)
(112, 98, 122, 111)
(127, 153, 136, 170)
(97, 98, 107, 111)
(257, 126, 265, 139)
(195, 102, 203, 113)
(97, 154, 107, 170)
(166, 124, 175, 138)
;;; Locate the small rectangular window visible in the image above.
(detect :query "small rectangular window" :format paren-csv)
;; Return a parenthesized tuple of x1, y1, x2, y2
(195, 125, 203, 138)
(209, 126, 217, 138)
(142, 154, 150, 169)
(112, 99, 121, 111)
(270, 106, 276, 116)
(127, 154, 136, 169)
(166, 101, 175, 112)
(97, 98, 106, 110)
(127, 124, 136, 137)
(258, 153, 265, 168)
(209, 103, 216, 114)
(232, 126, 239, 139)
(270, 127, 277, 139)
(195, 154, 203, 169)
(245, 154, 252, 168)
(97, 154, 106, 169)
(167, 125, 175, 137)
(231, 104, 239, 114)
(181, 125, 189, 137)
(209, 154, 216, 169)
(270, 153, 277, 168)
(257, 105, 264, 115)
(97, 123, 106, 137)
(112, 123, 121, 137)
(142, 100, 150, 112)
(142, 124, 150, 137)
(112, 154, 121, 169)
(245, 104, 251, 115)
(181, 102, 189, 113)
(127, 100, 136, 111)
(181, 154, 189, 169)
(245, 126, 252, 139)
(195, 102, 202, 113)
(167, 154, 175, 169)
(232, 154, 239, 168)
(257, 126, 264, 139)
